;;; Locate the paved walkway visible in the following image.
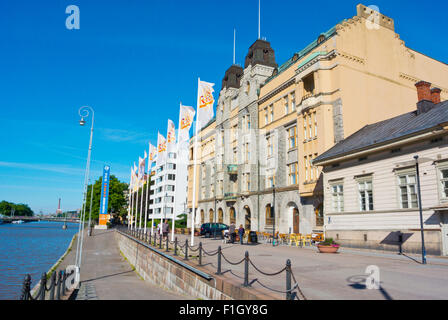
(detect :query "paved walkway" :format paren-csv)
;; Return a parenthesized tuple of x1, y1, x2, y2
(166, 233, 448, 300)
(58, 229, 190, 300)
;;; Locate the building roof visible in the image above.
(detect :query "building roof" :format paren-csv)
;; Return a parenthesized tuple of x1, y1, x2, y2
(314, 101, 448, 164)
(263, 24, 338, 85)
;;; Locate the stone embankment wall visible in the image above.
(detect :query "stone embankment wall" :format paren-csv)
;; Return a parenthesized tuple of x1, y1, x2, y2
(115, 231, 276, 300)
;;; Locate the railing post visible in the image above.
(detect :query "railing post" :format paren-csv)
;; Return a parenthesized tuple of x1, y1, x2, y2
(49, 272, 56, 300)
(159, 233, 162, 249)
(149, 232, 152, 245)
(216, 246, 222, 275)
(286, 259, 292, 300)
(174, 237, 178, 256)
(243, 251, 249, 287)
(62, 271, 66, 297)
(184, 239, 189, 260)
(56, 271, 62, 300)
(198, 242, 202, 265)
(165, 236, 169, 252)
(20, 274, 31, 300)
(40, 272, 47, 300)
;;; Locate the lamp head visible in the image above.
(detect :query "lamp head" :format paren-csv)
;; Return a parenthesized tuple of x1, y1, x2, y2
(79, 117, 86, 126)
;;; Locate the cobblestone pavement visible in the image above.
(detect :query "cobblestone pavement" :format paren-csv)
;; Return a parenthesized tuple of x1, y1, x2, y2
(57, 229, 191, 300)
(162, 232, 448, 300)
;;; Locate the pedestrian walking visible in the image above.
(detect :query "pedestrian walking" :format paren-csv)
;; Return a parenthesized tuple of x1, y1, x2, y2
(229, 222, 236, 243)
(162, 219, 169, 239)
(238, 224, 245, 245)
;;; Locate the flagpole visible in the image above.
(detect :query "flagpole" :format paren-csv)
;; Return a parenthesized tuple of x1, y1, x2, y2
(172, 104, 182, 242)
(127, 185, 131, 229)
(139, 160, 145, 230)
(134, 176, 139, 230)
(144, 145, 151, 234)
(190, 78, 201, 246)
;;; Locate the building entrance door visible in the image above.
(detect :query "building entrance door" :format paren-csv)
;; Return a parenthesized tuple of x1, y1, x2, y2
(442, 211, 448, 256)
(293, 208, 300, 234)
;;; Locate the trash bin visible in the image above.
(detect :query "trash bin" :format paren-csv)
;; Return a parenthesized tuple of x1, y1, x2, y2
(249, 231, 258, 244)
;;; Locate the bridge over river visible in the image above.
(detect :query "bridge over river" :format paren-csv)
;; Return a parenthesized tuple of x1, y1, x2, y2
(1, 216, 79, 223)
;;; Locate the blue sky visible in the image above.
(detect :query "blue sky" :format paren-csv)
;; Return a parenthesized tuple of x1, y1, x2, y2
(1, 0, 447, 214)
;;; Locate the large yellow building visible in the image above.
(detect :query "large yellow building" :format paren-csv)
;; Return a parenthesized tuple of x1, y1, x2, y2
(188, 4, 448, 235)
(257, 3, 448, 234)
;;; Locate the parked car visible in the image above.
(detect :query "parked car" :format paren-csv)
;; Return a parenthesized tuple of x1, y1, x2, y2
(200, 223, 229, 238)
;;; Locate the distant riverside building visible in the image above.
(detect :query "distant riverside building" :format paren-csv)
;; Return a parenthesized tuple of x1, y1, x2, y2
(187, 4, 448, 234)
(314, 82, 448, 256)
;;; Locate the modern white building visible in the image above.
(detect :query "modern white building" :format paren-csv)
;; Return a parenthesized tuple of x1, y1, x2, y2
(149, 151, 188, 221)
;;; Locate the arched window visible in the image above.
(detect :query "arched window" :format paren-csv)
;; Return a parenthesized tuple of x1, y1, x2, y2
(209, 209, 214, 223)
(230, 207, 236, 224)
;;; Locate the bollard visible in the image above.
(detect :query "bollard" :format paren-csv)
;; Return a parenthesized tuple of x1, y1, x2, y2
(174, 237, 178, 256)
(243, 251, 249, 287)
(56, 270, 62, 300)
(20, 274, 32, 300)
(184, 239, 189, 260)
(216, 246, 222, 275)
(286, 259, 292, 300)
(198, 242, 202, 265)
(166, 236, 169, 252)
(40, 272, 47, 300)
(49, 272, 56, 300)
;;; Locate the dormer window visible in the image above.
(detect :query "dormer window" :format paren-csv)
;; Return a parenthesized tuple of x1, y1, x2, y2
(245, 81, 250, 95)
(317, 34, 326, 44)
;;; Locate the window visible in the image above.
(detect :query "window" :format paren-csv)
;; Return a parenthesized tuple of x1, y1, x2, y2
(398, 173, 418, 209)
(309, 115, 312, 138)
(304, 156, 309, 181)
(264, 108, 268, 125)
(291, 93, 296, 111)
(331, 183, 344, 212)
(439, 166, 448, 201)
(288, 163, 298, 185)
(167, 174, 175, 180)
(267, 136, 273, 157)
(303, 115, 307, 139)
(284, 96, 289, 114)
(166, 185, 175, 192)
(270, 105, 274, 122)
(303, 73, 315, 96)
(265, 205, 274, 225)
(314, 113, 318, 137)
(288, 126, 297, 149)
(358, 179, 374, 211)
(167, 163, 176, 170)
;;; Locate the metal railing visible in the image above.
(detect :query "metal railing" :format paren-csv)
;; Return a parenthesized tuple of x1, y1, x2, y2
(19, 269, 74, 300)
(120, 226, 306, 300)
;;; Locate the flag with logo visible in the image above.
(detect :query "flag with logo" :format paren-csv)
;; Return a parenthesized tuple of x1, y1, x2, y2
(179, 103, 195, 145)
(167, 119, 176, 154)
(196, 79, 215, 130)
(157, 132, 167, 166)
(149, 143, 157, 172)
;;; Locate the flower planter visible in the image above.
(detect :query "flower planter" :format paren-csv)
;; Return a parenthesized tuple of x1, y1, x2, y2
(317, 244, 340, 253)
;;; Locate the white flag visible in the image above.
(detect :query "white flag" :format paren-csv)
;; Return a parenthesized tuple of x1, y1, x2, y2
(156, 132, 167, 167)
(149, 143, 157, 171)
(167, 119, 176, 154)
(196, 79, 215, 130)
(179, 104, 195, 145)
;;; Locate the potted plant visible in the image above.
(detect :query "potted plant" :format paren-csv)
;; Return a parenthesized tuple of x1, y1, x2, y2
(317, 238, 340, 253)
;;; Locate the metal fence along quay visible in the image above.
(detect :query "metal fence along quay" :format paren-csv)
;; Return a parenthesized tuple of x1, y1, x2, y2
(119, 226, 306, 300)
(19, 269, 74, 300)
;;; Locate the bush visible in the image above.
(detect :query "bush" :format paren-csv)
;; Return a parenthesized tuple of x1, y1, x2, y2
(319, 238, 339, 246)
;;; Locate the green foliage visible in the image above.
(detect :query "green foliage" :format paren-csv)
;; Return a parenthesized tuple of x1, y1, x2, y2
(320, 237, 339, 246)
(83, 175, 129, 222)
(0, 200, 34, 216)
(175, 214, 187, 228)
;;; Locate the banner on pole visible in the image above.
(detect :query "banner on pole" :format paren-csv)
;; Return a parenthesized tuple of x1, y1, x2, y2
(99, 165, 111, 226)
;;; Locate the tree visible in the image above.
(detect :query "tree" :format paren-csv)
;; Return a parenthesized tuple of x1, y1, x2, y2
(0, 201, 34, 216)
(83, 175, 129, 223)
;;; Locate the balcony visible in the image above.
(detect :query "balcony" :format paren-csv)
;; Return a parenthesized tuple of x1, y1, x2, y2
(227, 164, 238, 174)
(224, 192, 238, 201)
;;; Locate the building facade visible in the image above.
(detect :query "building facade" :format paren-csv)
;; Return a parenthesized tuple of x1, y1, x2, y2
(187, 3, 448, 235)
(314, 82, 448, 255)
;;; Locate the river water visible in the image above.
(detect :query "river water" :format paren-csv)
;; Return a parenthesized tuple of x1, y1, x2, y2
(0, 221, 78, 300)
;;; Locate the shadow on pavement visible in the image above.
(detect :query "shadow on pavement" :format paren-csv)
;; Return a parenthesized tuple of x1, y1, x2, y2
(346, 274, 393, 300)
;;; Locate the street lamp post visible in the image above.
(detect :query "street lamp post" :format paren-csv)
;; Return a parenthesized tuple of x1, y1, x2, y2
(414, 155, 427, 264)
(87, 178, 94, 236)
(74, 106, 94, 285)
